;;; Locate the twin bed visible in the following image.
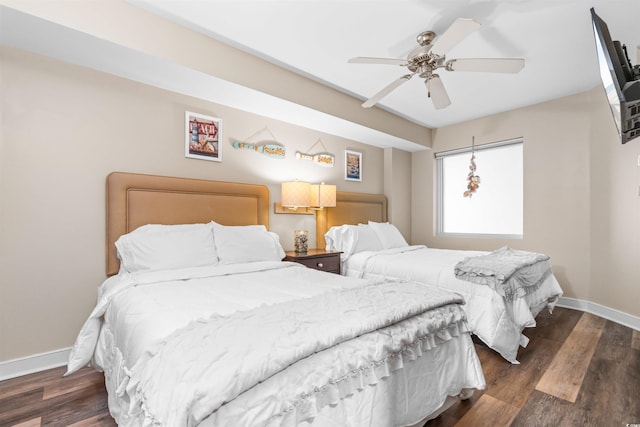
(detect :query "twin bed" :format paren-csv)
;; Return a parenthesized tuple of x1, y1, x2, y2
(316, 191, 563, 364)
(66, 173, 486, 427)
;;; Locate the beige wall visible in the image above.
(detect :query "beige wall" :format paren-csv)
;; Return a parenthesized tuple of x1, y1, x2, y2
(588, 87, 640, 317)
(412, 88, 640, 317)
(0, 47, 389, 362)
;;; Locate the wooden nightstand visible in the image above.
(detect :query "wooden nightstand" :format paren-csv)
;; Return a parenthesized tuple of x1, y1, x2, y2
(283, 249, 342, 274)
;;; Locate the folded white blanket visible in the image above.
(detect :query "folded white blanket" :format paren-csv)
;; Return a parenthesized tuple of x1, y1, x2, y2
(122, 280, 466, 426)
(454, 246, 551, 300)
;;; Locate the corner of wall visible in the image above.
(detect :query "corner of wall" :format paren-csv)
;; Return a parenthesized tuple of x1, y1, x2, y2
(384, 148, 413, 242)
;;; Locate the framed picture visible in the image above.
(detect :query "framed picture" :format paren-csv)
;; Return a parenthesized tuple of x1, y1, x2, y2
(344, 150, 362, 181)
(185, 111, 222, 162)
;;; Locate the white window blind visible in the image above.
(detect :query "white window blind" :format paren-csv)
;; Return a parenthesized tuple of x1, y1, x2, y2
(436, 138, 523, 238)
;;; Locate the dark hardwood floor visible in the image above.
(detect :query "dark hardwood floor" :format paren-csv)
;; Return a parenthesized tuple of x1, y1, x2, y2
(427, 307, 640, 427)
(1, 307, 639, 426)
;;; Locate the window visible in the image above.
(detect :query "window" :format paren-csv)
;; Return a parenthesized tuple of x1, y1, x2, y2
(436, 138, 523, 238)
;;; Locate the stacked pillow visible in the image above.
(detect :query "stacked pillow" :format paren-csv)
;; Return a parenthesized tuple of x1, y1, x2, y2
(324, 221, 409, 259)
(115, 221, 285, 274)
(115, 223, 218, 273)
(367, 221, 409, 249)
(211, 222, 285, 265)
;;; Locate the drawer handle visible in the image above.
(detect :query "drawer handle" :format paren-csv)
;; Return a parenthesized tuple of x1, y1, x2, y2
(317, 262, 324, 268)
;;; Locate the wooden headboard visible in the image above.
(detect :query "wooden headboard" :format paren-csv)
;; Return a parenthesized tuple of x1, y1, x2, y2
(106, 172, 270, 276)
(316, 191, 388, 249)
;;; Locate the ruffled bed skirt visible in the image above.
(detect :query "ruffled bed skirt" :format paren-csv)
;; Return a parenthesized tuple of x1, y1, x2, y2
(94, 314, 484, 426)
(282, 320, 469, 425)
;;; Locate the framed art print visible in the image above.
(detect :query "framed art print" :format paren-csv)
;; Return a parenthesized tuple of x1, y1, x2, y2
(345, 150, 362, 181)
(185, 111, 222, 162)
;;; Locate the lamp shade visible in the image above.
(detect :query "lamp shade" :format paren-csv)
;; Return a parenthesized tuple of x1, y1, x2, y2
(310, 183, 336, 208)
(281, 181, 311, 207)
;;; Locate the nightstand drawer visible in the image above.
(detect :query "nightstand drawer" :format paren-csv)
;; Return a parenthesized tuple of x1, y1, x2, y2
(295, 255, 340, 273)
(283, 249, 342, 275)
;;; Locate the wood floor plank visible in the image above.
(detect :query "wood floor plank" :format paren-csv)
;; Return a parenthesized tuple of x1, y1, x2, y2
(535, 312, 605, 402)
(523, 305, 582, 344)
(0, 388, 44, 426)
(12, 418, 42, 427)
(0, 366, 66, 399)
(576, 355, 640, 425)
(40, 385, 110, 426)
(67, 413, 117, 427)
(632, 329, 640, 351)
(575, 320, 640, 425)
(592, 319, 633, 361)
(43, 368, 105, 399)
(0, 370, 108, 426)
(454, 393, 519, 427)
(481, 337, 562, 408)
(511, 389, 591, 426)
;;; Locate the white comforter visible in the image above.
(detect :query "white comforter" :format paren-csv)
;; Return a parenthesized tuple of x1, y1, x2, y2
(67, 261, 485, 426)
(343, 246, 564, 363)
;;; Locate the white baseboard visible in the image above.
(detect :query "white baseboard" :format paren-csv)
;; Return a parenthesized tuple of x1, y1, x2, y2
(556, 297, 640, 331)
(0, 347, 70, 381)
(1, 298, 638, 381)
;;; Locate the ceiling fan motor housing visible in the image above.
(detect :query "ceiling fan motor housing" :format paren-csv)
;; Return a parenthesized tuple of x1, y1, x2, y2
(407, 45, 445, 77)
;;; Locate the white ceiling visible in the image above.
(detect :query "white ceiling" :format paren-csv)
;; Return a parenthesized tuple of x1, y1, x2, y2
(132, 0, 640, 128)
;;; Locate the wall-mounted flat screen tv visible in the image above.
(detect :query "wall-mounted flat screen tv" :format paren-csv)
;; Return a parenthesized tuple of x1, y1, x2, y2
(590, 8, 640, 144)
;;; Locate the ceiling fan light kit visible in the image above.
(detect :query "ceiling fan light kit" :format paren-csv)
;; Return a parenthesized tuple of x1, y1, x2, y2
(349, 18, 525, 110)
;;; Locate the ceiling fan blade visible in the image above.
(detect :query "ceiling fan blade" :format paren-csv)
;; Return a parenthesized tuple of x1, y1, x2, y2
(426, 75, 451, 110)
(362, 74, 414, 108)
(348, 57, 408, 66)
(447, 58, 525, 73)
(431, 18, 481, 56)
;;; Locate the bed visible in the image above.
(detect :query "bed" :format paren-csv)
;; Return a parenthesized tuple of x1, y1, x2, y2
(317, 191, 563, 364)
(65, 172, 486, 427)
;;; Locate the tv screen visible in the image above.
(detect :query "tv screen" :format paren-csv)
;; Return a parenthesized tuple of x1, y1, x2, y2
(591, 8, 640, 144)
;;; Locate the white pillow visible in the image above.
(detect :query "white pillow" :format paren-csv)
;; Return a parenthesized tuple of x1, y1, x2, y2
(212, 222, 285, 264)
(115, 223, 217, 273)
(368, 221, 408, 249)
(324, 224, 384, 260)
(353, 224, 383, 253)
(324, 225, 357, 254)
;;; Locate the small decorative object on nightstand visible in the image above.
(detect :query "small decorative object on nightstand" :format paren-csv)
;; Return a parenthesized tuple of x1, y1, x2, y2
(294, 229, 308, 253)
(284, 249, 342, 275)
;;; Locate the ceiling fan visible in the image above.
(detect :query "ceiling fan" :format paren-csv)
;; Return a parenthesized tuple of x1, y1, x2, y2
(348, 18, 525, 109)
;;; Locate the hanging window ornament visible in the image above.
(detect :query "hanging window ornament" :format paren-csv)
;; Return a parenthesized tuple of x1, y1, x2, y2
(463, 136, 481, 198)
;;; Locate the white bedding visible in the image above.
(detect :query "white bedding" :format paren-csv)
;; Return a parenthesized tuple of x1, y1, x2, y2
(342, 246, 564, 363)
(67, 261, 486, 426)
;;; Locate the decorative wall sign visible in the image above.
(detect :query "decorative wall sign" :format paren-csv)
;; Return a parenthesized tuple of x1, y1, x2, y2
(296, 139, 335, 168)
(345, 150, 362, 181)
(232, 141, 286, 158)
(231, 126, 286, 159)
(185, 111, 222, 162)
